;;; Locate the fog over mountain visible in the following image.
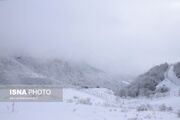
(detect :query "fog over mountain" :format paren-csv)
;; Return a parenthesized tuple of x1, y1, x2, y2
(0, 56, 128, 92)
(0, 0, 180, 75)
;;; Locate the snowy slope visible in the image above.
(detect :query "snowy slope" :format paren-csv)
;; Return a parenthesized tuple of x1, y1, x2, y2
(0, 56, 125, 90)
(0, 56, 54, 84)
(157, 65, 180, 96)
(0, 88, 180, 120)
(119, 63, 180, 97)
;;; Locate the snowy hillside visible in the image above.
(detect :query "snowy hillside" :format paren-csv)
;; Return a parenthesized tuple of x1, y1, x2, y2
(0, 88, 180, 120)
(0, 56, 125, 90)
(157, 65, 180, 96)
(117, 63, 180, 97)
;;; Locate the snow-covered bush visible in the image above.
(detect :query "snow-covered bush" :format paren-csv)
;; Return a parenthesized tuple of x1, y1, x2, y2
(154, 85, 170, 97)
(137, 104, 152, 111)
(158, 104, 173, 112)
(139, 88, 154, 97)
(156, 85, 169, 93)
(154, 92, 168, 98)
(116, 88, 127, 97)
(77, 98, 92, 105)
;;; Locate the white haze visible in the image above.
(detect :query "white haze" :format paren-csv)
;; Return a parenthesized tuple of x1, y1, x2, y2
(0, 0, 180, 75)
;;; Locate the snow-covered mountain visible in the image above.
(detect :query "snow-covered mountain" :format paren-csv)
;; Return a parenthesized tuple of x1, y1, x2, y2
(0, 55, 179, 97)
(117, 62, 180, 97)
(0, 56, 125, 90)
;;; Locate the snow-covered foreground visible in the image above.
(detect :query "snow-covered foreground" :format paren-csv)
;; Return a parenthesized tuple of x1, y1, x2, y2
(0, 88, 180, 120)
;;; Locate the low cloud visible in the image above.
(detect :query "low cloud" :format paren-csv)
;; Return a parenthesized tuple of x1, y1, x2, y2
(0, 0, 180, 75)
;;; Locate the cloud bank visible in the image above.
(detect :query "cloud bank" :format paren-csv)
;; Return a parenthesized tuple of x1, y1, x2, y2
(0, 0, 180, 75)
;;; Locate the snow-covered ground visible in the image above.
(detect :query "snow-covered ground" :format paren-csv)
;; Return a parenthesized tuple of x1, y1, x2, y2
(0, 87, 180, 120)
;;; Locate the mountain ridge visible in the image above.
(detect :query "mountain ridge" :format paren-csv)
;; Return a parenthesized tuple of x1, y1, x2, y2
(117, 62, 180, 97)
(0, 55, 125, 91)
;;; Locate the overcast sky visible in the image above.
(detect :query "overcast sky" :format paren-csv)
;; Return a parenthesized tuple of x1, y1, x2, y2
(0, 0, 180, 75)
